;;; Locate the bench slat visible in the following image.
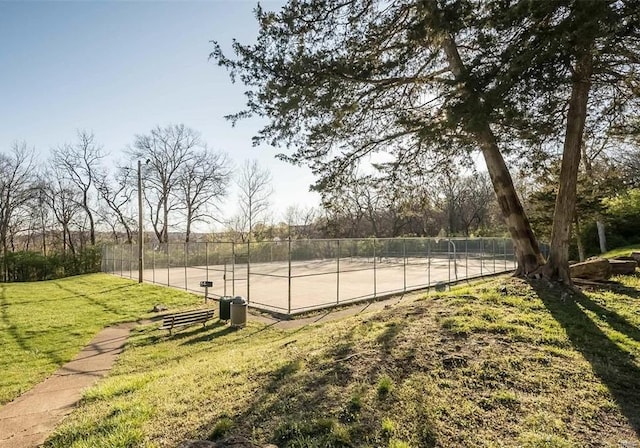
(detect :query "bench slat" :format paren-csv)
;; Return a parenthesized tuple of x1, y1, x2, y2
(160, 309, 215, 333)
(161, 310, 214, 321)
(165, 316, 212, 326)
(162, 309, 214, 319)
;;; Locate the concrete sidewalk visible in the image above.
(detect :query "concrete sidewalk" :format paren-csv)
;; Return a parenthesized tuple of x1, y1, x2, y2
(0, 290, 426, 448)
(0, 324, 134, 448)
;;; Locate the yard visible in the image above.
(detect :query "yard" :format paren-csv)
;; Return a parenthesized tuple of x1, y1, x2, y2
(0, 273, 202, 405)
(2, 251, 640, 447)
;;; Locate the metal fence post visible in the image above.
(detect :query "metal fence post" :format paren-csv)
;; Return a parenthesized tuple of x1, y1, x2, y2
(373, 239, 377, 297)
(493, 239, 496, 273)
(504, 239, 507, 271)
(447, 238, 451, 290)
(232, 242, 235, 296)
(403, 238, 407, 292)
(184, 243, 188, 290)
(480, 238, 483, 276)
(288, 238, 292, 314)
(223, 262, 227, 296)
(167, 243, 170, 287)
(152, 245, 155, 284)
(336, 239, 340, 305)
(427, 238, 431, 293)
(465, 238, 468, 280)
(247, 241, 250, 303)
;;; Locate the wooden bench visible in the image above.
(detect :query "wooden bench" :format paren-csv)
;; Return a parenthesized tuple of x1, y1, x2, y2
(159, 309, 215, 335)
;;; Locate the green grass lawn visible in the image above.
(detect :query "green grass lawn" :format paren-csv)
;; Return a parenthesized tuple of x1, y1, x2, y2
(603, 244, 640, 259)
(0, 273, 202, 405)
(42, 272, 640, 447)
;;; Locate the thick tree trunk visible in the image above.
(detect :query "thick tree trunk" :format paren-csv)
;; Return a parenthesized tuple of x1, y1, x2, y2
(163, 201, 169, 244)
(476, 126, 545, 274)
(544, 51, 593, 284)
(440, 34, 545, 275)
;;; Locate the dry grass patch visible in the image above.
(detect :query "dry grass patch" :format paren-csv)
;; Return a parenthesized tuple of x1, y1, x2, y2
(45, 275, 640, 447)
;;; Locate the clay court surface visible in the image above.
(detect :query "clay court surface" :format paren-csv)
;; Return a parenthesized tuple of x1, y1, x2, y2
(112, 255, 515, 314)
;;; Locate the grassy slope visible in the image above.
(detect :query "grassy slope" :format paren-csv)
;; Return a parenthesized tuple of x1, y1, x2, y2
(0, 273, 202, 405)
(603, 244, 640, 259)
(45, 273, 640, 448)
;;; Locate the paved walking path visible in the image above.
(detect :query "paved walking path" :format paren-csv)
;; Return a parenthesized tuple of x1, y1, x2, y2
(0, 324, 134, 448)
(0, 288, 429, 448)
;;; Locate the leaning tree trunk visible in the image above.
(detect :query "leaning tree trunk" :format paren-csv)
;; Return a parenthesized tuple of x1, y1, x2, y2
(440, 34, 545, 275)
(544, 51, 593, 284)
(476, 125, 545, 274)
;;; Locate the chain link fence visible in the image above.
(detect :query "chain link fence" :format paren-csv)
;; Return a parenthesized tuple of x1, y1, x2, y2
(102, 237, 516, 315)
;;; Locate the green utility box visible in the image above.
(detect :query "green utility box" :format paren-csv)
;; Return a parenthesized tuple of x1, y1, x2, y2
(219, 296, 233, 321)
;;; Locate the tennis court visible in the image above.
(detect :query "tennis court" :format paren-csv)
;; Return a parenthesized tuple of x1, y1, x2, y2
(103, 238, 516, 314)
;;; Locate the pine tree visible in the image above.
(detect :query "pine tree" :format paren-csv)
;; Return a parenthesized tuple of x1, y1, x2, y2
(212, 0, 640, 282)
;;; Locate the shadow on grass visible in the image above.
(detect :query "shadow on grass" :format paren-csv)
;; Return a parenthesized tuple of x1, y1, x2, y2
(52, 282, 129, 317)
(0, 283, 67, 366)
(132, 321, 234, 348)
(531, 280, 640, 438)
(5, 284, 133, 306)
(607, 273, 640, 299)
(178, 323, 236, 346)
(574, 294, 640, 343)
(200, 314, 440, 447)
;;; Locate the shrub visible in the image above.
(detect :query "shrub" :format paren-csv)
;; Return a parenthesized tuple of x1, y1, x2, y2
(1, 247, 102, 282)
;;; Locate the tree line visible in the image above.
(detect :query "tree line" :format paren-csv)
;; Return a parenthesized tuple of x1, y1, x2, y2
(3, 129, 638, 283)
(5, 0, 640, 285)
(3, 121, 638, 281)
(212, 0, 640, 284)
(0, 124, 233, 281)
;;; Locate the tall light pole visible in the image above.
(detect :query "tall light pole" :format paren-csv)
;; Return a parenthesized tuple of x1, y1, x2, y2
(138, 159, 144, 283)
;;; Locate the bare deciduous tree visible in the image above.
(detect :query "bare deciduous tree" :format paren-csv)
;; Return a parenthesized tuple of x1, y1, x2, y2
(0, 142, 36, 280)
(236, 159, 273, 241)
(95, 166, 136, 244)
(52, 130, 103, 246)
(42, 169, 81, 256)
(130, 124, 202, 244)
(178, 150, 231, 243)
(283, 204, 318, 239)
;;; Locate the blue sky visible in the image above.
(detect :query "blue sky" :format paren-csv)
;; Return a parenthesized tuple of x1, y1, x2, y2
(0, 0, 319, 228)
